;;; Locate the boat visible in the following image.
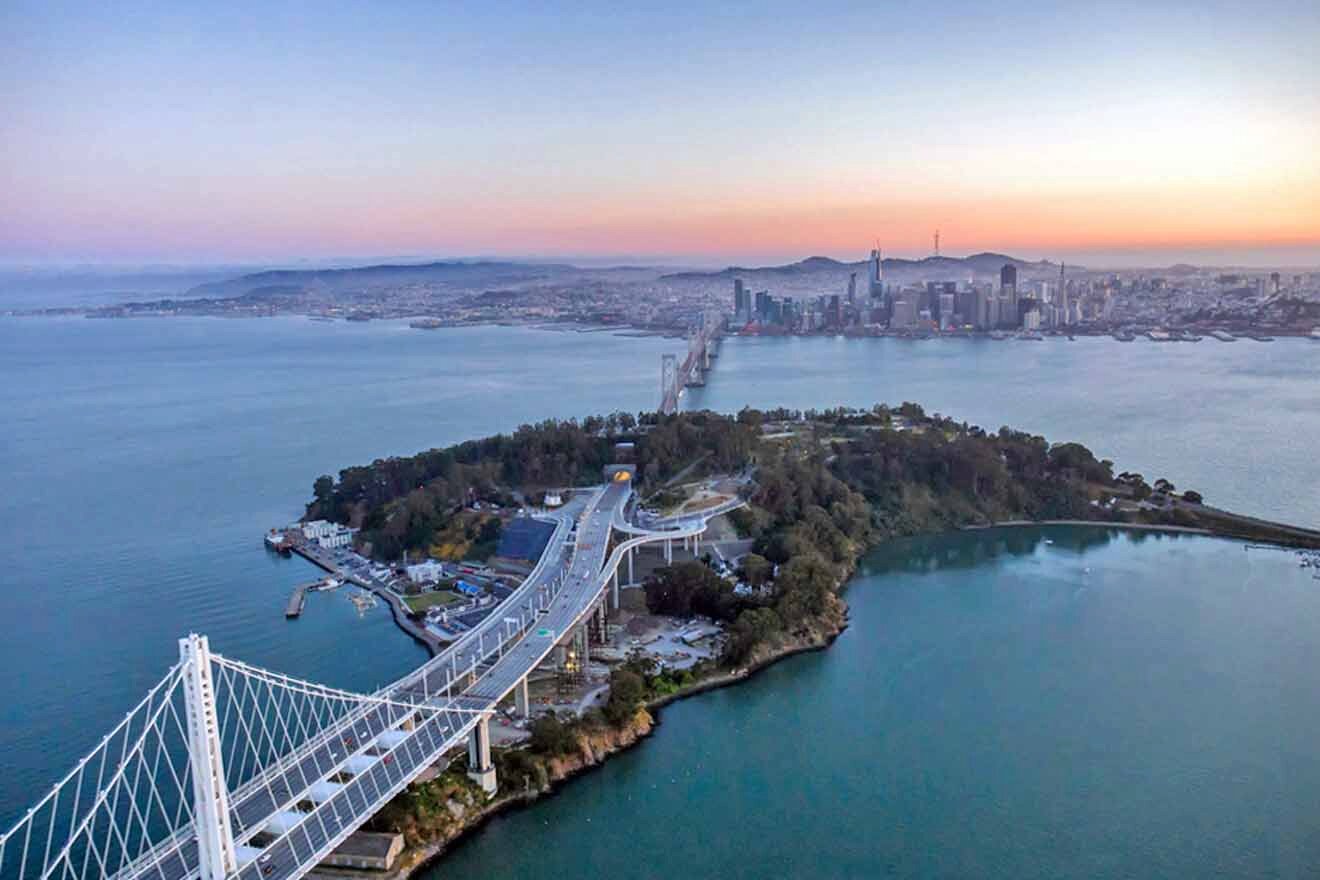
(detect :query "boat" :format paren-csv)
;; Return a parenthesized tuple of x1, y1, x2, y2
(1146, 329, 1172, 342)
(1243, 333, 1275, 342)
(1112, 331, 1135, 342)
(1209, 330, 1237, 342)
(1310, 328, 1320, 340)
(313, 576, 344, 592)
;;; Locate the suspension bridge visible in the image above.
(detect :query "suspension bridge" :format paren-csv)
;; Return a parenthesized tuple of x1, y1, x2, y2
(659, 311, 722, 415)
(0, 480, 740, 880)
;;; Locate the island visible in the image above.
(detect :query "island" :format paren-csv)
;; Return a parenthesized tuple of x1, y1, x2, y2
(278, 404, 1320, 877)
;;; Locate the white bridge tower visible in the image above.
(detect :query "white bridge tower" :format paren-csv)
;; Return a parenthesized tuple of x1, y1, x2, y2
(179, 633, 238, 880)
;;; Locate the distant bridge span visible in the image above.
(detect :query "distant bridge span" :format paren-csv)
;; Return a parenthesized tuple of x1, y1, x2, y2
(659, 312, 721, 415)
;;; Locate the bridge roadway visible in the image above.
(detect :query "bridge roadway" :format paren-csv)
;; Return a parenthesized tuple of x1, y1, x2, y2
(121, 481, 723, 880)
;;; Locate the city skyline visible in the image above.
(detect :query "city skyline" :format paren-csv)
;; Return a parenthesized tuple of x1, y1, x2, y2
(3, 0, 1319, 266)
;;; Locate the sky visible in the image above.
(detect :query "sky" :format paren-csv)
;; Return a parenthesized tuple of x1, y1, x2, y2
(2, 0, 1319, 268)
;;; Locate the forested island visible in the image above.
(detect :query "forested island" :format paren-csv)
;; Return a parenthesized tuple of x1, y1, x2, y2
(301, 404, 1320, 877)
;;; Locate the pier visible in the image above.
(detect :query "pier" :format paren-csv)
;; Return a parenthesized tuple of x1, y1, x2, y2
(288, 541, 447, 653)
(286, 582, 310, 618)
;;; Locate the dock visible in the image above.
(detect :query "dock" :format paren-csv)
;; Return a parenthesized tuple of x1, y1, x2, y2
(286, 582, 310, 618)
(288, 542, 446, 653)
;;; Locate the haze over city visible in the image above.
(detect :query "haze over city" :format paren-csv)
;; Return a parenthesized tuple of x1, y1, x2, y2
(3, 0, 1319, 268)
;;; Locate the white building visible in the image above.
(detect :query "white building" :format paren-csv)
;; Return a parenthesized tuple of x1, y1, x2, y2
(405, 560, 447, 585)
(301, 520, 354, 549)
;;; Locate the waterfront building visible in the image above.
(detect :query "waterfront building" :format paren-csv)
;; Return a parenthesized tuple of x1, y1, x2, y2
(301, 519, 354, 549)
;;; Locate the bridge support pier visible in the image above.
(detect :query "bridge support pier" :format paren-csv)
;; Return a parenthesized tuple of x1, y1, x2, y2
(611, 567, 619, 610)
(515, 676, 529, 719)
(628, 546, 634, 584)
(575, 625, 589, 666)
(664, 539, 672, 564)
(467, 716, 497, 795)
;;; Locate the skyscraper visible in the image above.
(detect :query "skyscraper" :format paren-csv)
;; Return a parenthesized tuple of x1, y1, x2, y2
(733, 278, 748, 320)
(1000, 264, 1018, 328)
(1000, 263, 1017, 291)
(868, 248, 884, 299)
(847, 273, 857, 306)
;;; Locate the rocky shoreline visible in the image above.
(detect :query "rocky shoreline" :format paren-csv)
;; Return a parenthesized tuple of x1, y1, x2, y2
(368, 589, 851, 880)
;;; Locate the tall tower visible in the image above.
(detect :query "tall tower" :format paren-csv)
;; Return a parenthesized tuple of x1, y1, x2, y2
(934, 230, 941, 257)
(847, 272, 857, 306)
(1000, 264, 1018, 328)
(868, 247, 884, 299)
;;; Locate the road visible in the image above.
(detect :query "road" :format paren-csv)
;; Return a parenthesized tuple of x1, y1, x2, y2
(120, 487, 640, 880)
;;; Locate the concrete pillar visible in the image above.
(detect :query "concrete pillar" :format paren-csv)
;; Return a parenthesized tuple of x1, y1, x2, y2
(665, 539, 672, 564)
(514, 677, 529, 718)
(628, 546, 634, 584)
(611, 567, 619, 610)
(467, 716, 497, 794)
(576, 625, 589, 665)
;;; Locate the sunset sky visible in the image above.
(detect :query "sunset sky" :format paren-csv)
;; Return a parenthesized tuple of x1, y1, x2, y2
(3, 0, 1318, 267)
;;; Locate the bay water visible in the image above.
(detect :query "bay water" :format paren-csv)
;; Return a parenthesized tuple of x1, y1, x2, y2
(3, 317, 1319, 876)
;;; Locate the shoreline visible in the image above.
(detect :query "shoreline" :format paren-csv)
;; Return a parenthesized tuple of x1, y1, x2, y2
(965, 519, 1212, 535)
(371, 512, 1320, 877)
(378, 602, 851, 880)
(8, 311, 1317, 342)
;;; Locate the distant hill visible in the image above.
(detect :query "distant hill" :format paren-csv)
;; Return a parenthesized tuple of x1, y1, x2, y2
(662, 252, 1067, 283)
(187, 259, 580, 300)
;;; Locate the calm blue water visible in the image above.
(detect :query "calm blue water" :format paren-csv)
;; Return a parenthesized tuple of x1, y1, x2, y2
(433, 528, 1320, 878)
(3, 319, 1320, 876)
(0, 317, 681, 829)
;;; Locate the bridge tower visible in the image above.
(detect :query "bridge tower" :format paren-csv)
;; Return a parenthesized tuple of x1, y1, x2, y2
(660, 353, 677, 414)
(179, 634, 239, 880)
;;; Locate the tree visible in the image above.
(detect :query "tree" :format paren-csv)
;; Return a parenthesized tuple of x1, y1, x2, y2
(643, 562, 740, 620)
(725, 607, 783, 664)
(529, 713, 577, 755)
(603, 669, 646, 726)
(312, 475, 335, 518)
(741, 553, 772, 587)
